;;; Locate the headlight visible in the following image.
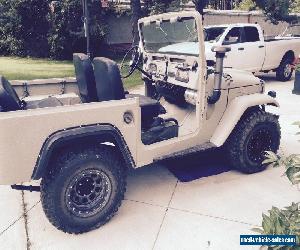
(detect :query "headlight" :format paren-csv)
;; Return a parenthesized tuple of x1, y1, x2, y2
(148, 63, 157, 74)
(175, 69, 189, 83)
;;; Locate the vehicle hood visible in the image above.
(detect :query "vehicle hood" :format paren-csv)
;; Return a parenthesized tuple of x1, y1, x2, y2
(207, 67, 262, 90)
(220, 68, 262, 89)
(158, 42, 199, 55)
(158, 41, 216, 60)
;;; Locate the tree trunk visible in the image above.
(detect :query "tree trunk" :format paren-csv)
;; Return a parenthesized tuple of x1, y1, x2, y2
(193, 0, 208, 20)
(130, 0, 142, 45)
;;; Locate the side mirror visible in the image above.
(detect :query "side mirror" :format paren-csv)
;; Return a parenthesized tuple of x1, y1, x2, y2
(211, 46, 231, 54)
(222, 37, 238, 45)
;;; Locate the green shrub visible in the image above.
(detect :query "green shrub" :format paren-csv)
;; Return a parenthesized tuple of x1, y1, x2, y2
(254, 123, 300, 249)
(253, 204, 300, 249)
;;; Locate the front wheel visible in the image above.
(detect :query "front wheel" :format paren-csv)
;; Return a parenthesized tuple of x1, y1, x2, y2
(226, 109, 281, 174)
(40, 145, 127, 234)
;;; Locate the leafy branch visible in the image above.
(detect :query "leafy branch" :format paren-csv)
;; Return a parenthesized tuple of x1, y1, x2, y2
(253, 122, 300, 249)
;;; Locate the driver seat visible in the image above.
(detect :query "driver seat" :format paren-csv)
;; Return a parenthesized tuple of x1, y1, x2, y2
(92, 57, 164, 125)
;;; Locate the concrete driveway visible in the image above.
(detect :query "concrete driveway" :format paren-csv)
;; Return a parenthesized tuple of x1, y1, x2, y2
(0, 74, 299, 250)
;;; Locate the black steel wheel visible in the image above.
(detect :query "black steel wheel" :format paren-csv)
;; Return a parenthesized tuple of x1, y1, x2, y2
(226, 108, 281, 174)
(65, 169, 112, 218)
(41, 145, 126, 234)
(246, 126, 274, 164)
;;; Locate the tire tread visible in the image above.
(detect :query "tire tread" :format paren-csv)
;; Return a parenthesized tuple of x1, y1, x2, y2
(41, 144, 127, 234)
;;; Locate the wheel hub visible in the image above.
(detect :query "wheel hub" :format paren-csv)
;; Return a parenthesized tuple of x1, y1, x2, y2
(284, 64, 292, 78)
(247, 128, 273, 163)
(65, 169, 112, 218)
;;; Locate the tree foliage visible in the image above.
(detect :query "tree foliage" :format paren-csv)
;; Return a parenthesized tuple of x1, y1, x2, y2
(235, 0, 257, 11)
(0, 0, 49, 57)
(0, 0, 108, 59)
(143, 0, 181, 15)
(234, 0, 299, 23)
(48, 0, 107, 59)
(255, 0, 297, 24)
(290, 0, 300, 13)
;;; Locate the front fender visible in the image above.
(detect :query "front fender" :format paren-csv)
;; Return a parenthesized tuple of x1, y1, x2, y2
(210, 93, 279, 147)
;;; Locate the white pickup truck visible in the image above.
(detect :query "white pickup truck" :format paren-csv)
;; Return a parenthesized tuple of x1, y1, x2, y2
(159, 23, 300, 81)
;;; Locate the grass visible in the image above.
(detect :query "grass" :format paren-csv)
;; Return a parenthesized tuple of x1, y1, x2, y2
(0, 56, 143, 89)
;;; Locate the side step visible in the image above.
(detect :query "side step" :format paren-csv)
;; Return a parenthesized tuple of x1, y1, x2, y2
(11, 185, 41, 192)
(154, 142, 216, 161)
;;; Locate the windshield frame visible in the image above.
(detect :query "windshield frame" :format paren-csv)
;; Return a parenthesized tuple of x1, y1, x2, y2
(138, 13, 202, 57)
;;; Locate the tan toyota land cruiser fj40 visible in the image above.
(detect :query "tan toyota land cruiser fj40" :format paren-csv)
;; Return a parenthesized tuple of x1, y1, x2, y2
(0, 11, 280, 234)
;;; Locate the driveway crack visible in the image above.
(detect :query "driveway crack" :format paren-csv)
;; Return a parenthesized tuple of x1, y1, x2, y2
(21, 190, 31, 250)
(152, 180, 179, 250)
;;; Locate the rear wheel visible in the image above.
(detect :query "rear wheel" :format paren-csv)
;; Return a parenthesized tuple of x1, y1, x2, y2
(226, 109, 281, 174)
(276, 57, 294, 81)
(41, 145, 127, 234)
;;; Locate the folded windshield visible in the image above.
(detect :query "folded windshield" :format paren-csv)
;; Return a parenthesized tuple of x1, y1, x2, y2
(140, 17, 198, 55)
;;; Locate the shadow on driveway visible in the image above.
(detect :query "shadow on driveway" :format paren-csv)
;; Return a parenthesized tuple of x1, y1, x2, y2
(160, 149, 233, 182)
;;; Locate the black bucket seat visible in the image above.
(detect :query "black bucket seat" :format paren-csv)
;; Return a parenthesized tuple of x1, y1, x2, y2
(73, 54, 164, 125)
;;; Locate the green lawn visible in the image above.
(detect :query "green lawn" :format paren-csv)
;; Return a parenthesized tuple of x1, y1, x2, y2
(0, 56, 142, 89)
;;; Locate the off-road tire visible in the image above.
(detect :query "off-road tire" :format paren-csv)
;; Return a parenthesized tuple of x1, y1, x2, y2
(226, 109, 281, 174)
(276, 57, 294, 82)
(40, 145, 127, 234)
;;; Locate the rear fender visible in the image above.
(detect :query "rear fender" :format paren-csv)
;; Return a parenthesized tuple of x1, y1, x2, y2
(32, 124, 136, 180)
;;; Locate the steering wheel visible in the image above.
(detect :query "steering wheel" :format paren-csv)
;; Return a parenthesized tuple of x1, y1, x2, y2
(120, 45, 142, 78)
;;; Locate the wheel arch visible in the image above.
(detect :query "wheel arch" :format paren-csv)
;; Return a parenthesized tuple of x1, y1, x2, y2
(282, 50, 295, 62)
(210, 94, 279, 147)
(32, 124, 136, 180)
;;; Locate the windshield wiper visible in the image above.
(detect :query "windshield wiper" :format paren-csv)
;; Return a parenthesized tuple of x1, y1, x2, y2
(156, 26, 170, 43)
(185, 24, 197, 42)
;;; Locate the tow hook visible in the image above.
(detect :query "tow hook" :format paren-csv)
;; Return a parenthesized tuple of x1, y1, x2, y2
(11, 184, 41, 192)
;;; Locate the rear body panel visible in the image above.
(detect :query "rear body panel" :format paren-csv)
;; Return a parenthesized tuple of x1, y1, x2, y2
(0, 99, 139, 184)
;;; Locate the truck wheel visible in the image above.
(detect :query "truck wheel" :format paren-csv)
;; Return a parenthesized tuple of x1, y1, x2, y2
(276, 57, 293, 81)
(40, 145, 127, 234)
(226, 109, 281, 174)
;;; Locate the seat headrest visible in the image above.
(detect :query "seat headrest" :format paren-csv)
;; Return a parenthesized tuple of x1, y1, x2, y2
(73, 53, 98, 103)
(0, 76, 21, 112)
(93, 57, 125, 102)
